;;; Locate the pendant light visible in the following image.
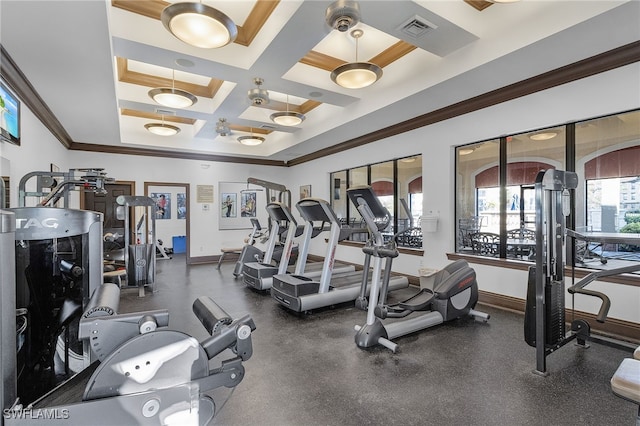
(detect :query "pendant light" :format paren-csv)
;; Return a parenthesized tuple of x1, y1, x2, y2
(149, 70, 197, 109)
(145, 116, 180, 136)
(331, 29, 382, 89)
(237, 128, 265, 146)
(161, 1, 237, 49)
(270, 95, 305, 126)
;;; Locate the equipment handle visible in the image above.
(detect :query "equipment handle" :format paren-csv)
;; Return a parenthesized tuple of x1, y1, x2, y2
(193, 296, 233, 335)
(569, 288, 611, 323)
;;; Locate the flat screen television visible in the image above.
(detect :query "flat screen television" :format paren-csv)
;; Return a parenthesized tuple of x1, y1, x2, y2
(0, 80, 20, 145)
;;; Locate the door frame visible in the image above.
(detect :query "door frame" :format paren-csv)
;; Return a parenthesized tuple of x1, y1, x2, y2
(144, 181, 190, 263)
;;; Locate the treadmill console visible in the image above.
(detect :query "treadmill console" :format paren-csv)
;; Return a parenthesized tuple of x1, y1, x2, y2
(346, 185, 390, 230)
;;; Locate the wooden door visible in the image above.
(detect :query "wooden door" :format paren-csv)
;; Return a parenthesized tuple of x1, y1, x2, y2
(82, 182, 134, 233)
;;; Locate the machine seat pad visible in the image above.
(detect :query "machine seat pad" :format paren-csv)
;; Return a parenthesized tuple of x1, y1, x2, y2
(611, 358, 640, 403)
(221, 247, 243, 254)
(397, 288, 434, 312)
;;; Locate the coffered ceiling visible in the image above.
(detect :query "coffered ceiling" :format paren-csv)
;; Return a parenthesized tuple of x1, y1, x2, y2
(0, 1, 637, 165)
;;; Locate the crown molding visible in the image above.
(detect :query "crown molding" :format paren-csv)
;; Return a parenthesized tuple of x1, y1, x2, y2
(0, 45, 73, 148)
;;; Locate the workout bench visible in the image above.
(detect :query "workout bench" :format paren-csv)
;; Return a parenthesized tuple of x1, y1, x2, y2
(611, 346, 640, 425)
(217, 247, 243, 269)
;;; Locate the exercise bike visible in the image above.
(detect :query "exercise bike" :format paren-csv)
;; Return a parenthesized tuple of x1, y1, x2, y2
(347, 186, 490, 352)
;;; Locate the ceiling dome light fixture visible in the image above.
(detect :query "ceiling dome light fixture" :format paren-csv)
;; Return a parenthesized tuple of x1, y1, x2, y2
(161, 1, 237, 49)
(145, 116, 180, 136)
(331, 29, 382, 89)
(149, 69, 197, 109)
(529, 131, 558, 141)
(459, 147, 475, 156)
(237, 128, 265, 146)
(270, 95, 305, 126)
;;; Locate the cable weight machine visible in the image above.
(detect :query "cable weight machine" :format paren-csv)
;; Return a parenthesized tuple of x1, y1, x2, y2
(18, 168, 112, 208)
(524, 169, 616, 375)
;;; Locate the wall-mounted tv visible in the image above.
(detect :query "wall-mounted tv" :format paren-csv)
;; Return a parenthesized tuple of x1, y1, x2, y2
(0, 80, 20, 145)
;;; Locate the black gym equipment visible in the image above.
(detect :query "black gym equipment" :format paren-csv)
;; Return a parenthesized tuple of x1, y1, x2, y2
(1, 209, 256, 425)
(9, 207, 103, 405)
(242, 202, 301, 290)
(243, 201, 355, 291)
(115, 195, 157, 297)
(523, 169, 638, 375)
(270, 195, 409, 313)
(18, 168, 113, 208)
(232, 177, 293, 278)
(231, 218, 266, 277)
(347, 186, 489, 352)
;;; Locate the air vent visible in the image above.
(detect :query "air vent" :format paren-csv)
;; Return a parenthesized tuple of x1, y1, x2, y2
(397, 15, 437, 39)
(260, 124, 276, 130)
(155, 108, 176, 116)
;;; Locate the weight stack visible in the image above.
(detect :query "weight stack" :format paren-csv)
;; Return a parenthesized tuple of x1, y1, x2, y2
(524, 266, 566, 347)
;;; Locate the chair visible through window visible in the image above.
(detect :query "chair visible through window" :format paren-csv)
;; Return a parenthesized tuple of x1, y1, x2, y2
(471, 232, 501, 256)
(506, 228, 536, 259)
(459, 216, 485, 250)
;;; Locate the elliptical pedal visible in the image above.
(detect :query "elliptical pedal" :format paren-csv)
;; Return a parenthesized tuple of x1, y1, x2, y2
(398, 288, 434, 311)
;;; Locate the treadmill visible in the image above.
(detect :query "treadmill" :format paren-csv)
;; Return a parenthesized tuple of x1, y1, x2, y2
(243, 202, 355, 291)
(243, 202, 300, 290)
(270, 197, 408, 313)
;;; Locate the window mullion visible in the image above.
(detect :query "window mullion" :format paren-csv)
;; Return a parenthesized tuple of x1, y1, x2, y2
(499, 136, 508, 258)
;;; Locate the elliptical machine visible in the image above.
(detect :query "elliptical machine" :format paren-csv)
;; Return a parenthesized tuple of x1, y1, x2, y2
(347, 186, 490, 352)
(232, 218, 267, 277)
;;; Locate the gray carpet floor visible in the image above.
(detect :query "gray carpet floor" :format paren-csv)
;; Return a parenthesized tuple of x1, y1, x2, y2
(117, 255, 638, 425)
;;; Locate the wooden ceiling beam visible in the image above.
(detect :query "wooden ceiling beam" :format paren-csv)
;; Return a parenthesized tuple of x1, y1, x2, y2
(301, 40, 417, 72)
(121, 108, 196, 125)
(370, 41, 417, 68)
(464, 0, 494, 12)
(111, 0, 278, 47)
(299, 51, 346, 72)
(116, 57, 222, 98)
(235, 0, 280, 46)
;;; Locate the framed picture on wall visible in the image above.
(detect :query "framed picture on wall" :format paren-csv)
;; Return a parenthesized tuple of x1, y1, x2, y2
(219, 182, 266, 230)
(177, 193, 187, 219)
(241, 191, 257, 217)
(300, 185, 311, 199)
(151, 192, 171, 219)
(221, 193, 236, 218)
